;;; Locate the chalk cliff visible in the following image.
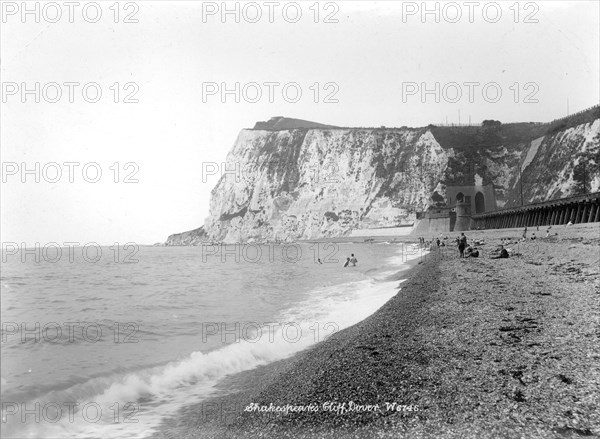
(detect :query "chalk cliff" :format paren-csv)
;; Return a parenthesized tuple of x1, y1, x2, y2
(166, 110, 600, 244)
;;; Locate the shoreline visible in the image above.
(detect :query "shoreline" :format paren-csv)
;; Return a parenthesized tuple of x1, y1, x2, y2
(148, 250, 426, 439)
(151, 223, 599, 439)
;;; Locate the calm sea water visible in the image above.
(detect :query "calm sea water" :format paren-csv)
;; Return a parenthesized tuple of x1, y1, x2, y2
(1, 242, 422, 438)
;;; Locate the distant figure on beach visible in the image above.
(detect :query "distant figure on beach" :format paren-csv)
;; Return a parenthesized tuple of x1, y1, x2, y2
(343, 257, 350, 267)
(436, 238, 441, 247)
(350, 254, 358, 267)
(523, 226, 528, 240)
(566, 220, 573, 227)
(491, 245, 509, 259)
(531, 233, 536, 240)
(465, 245, 479, 258)
(458, 233, 467, 258)
(545, 226, 552, 238)
(318, 258, 323, 264)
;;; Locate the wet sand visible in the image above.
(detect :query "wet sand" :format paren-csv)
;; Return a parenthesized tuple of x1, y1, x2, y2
(152, 223, 599, 439)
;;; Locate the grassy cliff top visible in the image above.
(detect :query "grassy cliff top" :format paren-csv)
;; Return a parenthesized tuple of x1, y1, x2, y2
(250, 107, 599, 149)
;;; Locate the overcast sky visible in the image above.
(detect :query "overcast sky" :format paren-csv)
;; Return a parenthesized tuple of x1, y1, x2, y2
(1, 1, 599, 245)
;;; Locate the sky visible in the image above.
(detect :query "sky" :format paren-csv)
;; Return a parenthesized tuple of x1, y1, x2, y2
(1, 0, 599, 245)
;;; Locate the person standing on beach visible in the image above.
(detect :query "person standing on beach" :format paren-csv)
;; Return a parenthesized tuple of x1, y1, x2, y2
(350, 254, 358, 267)
(458, 233, 467, 258)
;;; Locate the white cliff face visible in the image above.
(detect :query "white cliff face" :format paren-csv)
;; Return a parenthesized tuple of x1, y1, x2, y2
(202, 128, 449, 243)
(166, 118, 599, 245)
(540, 119, 600, 199)
(504, 119, 600, 205)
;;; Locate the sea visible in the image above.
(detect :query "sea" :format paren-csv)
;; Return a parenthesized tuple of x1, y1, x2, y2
(1, 242, 425, 438)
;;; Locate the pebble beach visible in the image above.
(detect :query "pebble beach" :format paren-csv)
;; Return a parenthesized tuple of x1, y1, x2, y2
(152, 223, 600, 439)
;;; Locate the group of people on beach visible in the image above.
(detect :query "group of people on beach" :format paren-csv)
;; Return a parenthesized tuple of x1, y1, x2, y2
(455, 233, 486, 258)
(521, 225, 564, 241)
(419, 235, 449, 249)
(419, 232, 511, 259)
(521, 226, 541, 241)
(460, 232, 511, 259)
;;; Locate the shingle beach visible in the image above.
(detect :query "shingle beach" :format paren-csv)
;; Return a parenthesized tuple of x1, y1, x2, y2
(152, 223, 600, 439)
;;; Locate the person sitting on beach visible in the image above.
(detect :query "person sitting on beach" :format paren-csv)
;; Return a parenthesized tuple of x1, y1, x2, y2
(350, 254, 358, 267)
(566, 220, 573, 226)
(343, 257, 350, 267)
(531, 233, 536, 240)
(491, 245, 509, 259)
(465, 245, 479, 258)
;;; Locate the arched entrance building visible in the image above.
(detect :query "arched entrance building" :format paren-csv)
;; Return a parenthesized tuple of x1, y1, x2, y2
(416, 184, 498, 233)
(446, 185, 496, 215)
(475, 191, 485, 214)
